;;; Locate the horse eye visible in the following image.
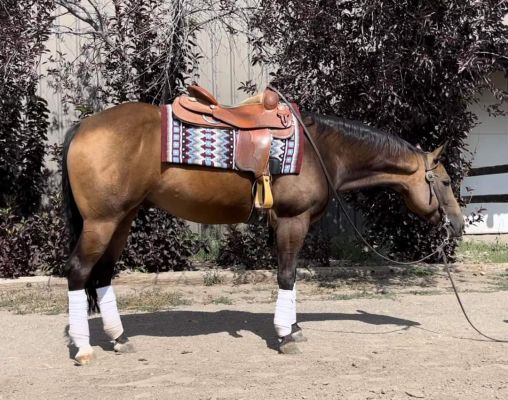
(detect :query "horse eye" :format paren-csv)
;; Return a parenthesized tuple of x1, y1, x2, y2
(442, 181, 451, 187)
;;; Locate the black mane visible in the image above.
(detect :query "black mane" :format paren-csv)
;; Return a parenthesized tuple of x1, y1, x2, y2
(305, 113, 422, 158)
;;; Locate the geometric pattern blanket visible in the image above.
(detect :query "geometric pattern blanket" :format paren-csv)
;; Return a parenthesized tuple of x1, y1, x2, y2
(161, 104, 304, 175)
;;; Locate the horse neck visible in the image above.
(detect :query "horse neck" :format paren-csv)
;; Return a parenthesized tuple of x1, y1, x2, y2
(315, 132, 421, 193)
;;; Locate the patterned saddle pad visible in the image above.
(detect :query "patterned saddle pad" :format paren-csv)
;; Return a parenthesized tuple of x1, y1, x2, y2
(161, 105, 304, 175)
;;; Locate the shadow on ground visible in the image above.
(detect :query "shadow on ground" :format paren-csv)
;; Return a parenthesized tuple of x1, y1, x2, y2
(86, 309, 420, 352)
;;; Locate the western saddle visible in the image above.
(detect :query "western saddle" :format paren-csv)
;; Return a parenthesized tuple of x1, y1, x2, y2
(172, 85, 296, 209)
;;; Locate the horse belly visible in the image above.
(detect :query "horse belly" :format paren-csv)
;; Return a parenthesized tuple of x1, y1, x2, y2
(147, 165, 254, 224)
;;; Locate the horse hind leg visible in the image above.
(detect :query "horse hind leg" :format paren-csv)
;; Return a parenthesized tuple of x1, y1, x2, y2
(67, 219, 119, 365)
(91, 208, 139, 354)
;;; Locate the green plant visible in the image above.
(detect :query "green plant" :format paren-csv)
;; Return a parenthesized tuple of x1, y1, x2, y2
(203, 270, 224, 286)
(407, 266, 436, 277)
(456, 240, 508, 263)
(0, 179, 204, 278)
(0, 286, 68, 315)
(117, 288, 192, 312)
(0, 209, 37, 278)
(211, 296, 233, 305)
(192, 227, 221, 262)
(327, 291, 396, 301)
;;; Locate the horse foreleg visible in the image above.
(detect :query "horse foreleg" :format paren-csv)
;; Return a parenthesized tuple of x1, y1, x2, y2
(67, 219, 119, 365)
(273, 215, 309, 354)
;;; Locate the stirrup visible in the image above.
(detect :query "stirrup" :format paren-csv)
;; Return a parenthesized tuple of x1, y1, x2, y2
(254, 175, 273, 209)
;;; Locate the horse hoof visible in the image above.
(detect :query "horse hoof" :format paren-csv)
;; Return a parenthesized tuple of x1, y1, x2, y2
(75, 347, 95, 365)
(291, 329, 308, 343)
(114, 341, 136, 353)
(279, 335, 302, 355)
(279, 341, 302, 354)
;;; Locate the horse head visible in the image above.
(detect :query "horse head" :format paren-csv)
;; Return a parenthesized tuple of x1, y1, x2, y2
(402, 143, 464, 237)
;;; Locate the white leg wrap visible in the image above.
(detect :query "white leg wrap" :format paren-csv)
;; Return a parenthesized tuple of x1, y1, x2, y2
(274, 289, 295, 337)
(97, 285, 124, 340)
(68, 289, 91, 349)
(291, 282, 297, 325)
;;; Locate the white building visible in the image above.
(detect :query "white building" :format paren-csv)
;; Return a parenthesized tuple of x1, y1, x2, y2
(462, 71, 508, 235)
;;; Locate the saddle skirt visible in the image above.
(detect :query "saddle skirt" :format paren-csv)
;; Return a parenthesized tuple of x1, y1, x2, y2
(161, 105, 304, 175)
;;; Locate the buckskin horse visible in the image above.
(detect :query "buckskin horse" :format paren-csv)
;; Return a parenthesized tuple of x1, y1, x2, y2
(62, 87, 464, 365)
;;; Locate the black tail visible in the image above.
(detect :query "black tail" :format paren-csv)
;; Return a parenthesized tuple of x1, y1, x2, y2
(62, 124, 99, 313)
(62, 124, 83, 253)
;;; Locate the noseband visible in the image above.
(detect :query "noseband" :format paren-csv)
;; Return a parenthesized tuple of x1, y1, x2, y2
(423, 153, 450, 229)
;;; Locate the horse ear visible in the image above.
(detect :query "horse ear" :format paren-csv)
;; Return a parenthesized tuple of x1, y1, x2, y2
(432, 140, 449, 161)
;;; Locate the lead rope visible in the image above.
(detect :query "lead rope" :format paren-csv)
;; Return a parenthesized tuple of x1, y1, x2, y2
(269, 85, 508, 343)
(440, 249, 508, 342)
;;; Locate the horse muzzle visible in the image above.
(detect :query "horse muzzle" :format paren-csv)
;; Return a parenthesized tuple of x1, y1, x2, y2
(445, 214, 465, 238)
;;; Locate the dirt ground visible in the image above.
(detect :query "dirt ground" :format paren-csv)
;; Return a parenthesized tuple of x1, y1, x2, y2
(1, 264, 508, 400)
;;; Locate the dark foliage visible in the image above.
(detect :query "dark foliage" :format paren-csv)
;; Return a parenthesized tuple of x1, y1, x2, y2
(217, 224, 277, 269)
(0, 185, 203, 278)
(103, 0, 190, 104)
(0, 209, 36, 278)
(300, 226, 331, 267)
(251, 0, 507, 259)
(0, 1, 54, 216)
(119, 208, 202, 273)
(217, 223, 331, 269)
(0, 183, 69, 279)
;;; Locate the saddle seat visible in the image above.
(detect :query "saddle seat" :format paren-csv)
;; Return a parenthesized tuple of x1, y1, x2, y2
(188, 85, 267, 108)
(172, 85, 294, 139)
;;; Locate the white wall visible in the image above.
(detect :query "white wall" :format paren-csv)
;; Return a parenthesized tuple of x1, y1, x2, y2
(462, 71, 508, 234)
(40, 2, 268, 144)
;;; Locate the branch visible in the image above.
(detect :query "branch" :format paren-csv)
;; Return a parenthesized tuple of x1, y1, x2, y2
(86, 0, 105, 33)
(55, 0, 98, 30)
(54, 0, 115, 49)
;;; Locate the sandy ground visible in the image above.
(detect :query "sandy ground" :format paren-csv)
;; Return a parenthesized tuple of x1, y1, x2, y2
(0, 264, 508, 400)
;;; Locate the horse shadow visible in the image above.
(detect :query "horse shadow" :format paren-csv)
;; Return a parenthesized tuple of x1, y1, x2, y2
(85, 309, 420, 352)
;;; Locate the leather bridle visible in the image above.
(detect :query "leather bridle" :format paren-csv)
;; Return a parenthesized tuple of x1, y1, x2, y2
(423, 153, 451, 229)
